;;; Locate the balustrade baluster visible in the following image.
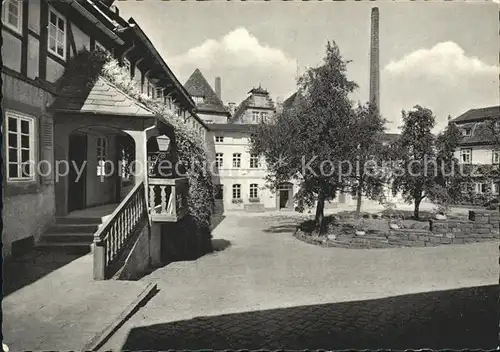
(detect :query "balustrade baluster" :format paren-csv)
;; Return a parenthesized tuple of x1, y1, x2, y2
(160, 186, 167, 215)
(149, 185, 155, 214)
(118, 213, 125, 249)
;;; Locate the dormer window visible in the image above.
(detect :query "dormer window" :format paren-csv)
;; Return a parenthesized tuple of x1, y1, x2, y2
(192, 96, 204, 104)
(462, 128, 472, 137)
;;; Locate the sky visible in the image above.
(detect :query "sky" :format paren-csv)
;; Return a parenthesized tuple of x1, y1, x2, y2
(117, 1, 499, 133)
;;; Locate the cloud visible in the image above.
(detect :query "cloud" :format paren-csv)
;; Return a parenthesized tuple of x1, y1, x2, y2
(167, 27, 297, 103)
(385, 41, 498, 79)
(382, 42, 499, 133)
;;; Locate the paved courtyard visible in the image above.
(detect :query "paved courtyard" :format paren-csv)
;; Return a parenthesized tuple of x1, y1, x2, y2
(101, 214, 499, 350)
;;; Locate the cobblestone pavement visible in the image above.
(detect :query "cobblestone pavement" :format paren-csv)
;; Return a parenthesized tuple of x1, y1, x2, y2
(101, 215, 499, 350)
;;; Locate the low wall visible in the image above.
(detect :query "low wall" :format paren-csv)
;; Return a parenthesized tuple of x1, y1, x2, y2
(429, 210, 499, 240)
(295, 209, 499, 249)
(115, 222, 162, 280)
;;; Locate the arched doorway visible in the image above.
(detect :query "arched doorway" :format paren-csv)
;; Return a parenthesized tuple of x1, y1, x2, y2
(278, 182, 294, 209)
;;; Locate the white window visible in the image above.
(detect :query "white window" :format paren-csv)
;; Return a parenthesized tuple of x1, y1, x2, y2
(252, 111, 259, 122)
(249, 184, 258, 199)
(6, 111, 36, 182)
(492, 182, 499, 195)
(165, 95, 173, 109)
(460, 149, 472, 164)
(215, 136, 224, 143)
(2, 0, 22, 33)
(48, 7, 66, 60)
(260, 112, 268, 123)
(232, 184, 241, 199)
(493, 150, 499, 164)
(192, 96, 204, 104)
(232, 153, 241, 168)
(96, 137, 108, 176)
(215, 153, 223, 168)
(155, 88, 164, 102)
(462, 128, 472, 137)
(475, 183, 487, 194)
(250, 154, 259, 168)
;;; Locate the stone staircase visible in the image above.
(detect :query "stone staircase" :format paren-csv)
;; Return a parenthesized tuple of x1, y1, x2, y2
(37, 205, 117, 254)
(36, 216, 103, 254)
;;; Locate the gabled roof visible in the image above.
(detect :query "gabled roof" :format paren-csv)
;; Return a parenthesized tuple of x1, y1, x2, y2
(184, 69, 229, 115)
(230, 95, 253, 122)
(282, 92, 298, 109)
(457, 122, 497, 146)
(248, 85, 269, 95)
(451, 105, 500, 123)
(51, 76, 154, 117)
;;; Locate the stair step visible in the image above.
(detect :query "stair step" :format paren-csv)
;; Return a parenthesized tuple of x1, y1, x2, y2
(40, 232, 94, 243)
(55, 216, 103, 225)
(36, 241, 92, 255)
(46, 223, 100, 234)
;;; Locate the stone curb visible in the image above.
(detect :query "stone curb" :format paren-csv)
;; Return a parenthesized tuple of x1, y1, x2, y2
(82, 282, 158, 351)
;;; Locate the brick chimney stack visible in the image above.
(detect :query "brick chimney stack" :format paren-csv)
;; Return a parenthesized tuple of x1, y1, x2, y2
(369, 7, 380, 112)
(215, 77, 222, 100)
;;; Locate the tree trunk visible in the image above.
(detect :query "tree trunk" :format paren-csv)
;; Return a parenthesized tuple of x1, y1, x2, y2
(414, 197, 421, 220)
(356, 176, 364, 216)
(315, 190, 326, 235)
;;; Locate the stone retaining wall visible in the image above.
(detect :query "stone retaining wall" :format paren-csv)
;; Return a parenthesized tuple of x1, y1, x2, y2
(295, 209, 499, 249)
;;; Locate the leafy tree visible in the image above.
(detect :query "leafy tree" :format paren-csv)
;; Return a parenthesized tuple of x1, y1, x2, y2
(429, 120, 464, 210)
(252, 41, 358, 234)
(392, 106, 437, 219)
(348, 102, 387, 215)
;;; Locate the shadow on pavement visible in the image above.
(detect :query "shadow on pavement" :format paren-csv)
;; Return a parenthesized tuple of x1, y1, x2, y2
(3, 249, 84, 297)
(211, 239, 231, 252)
(119, 284, 498, 350)
(263, 224, 298, 234)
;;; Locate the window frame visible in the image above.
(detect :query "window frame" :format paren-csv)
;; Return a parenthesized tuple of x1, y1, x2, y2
(462, 128, 472, 137)
(192, 96, 205, 104)
(215, 153, 223, 168)
(232, 153, 241, 168)
(492, 182, 499, 195)
(47, 6, 67, 60)
(260, 112, 268, 123)
(249, 183, 258, 199)
(249, 154, 259, 168)
(6, 111, 36, 182)
(232, 184, 241, 199)
(475, 182, 487, 194)
(2, 0, 22, 34)
(493, 150, 500, 164)
(252, 111, 259, 122)
(96, 136, 108, 177)
(215, 136, 224, 143)
(459, 148, 472, 164)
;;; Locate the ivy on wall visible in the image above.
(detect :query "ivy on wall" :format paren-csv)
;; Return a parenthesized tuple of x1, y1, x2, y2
(62, 49, 215, 230)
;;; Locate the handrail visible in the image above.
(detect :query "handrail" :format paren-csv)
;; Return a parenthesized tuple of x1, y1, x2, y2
(94, 181, 145, 243)
(93, 181, 148, 280)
